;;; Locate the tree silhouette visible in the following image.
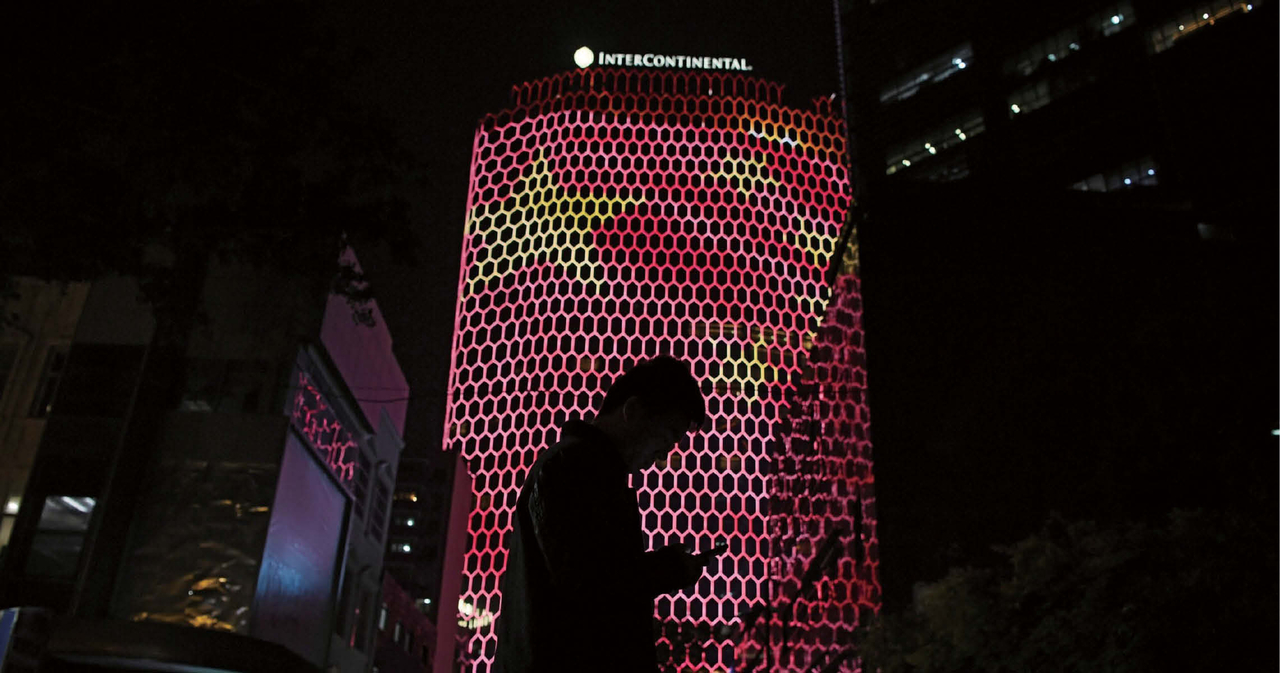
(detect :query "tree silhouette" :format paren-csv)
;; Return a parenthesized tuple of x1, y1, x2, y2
(857, 509, 1276, 672)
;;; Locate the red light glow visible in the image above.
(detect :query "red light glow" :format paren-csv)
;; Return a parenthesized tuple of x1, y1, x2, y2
(291, 371, 357, 485)
(444, 68, 877, 672)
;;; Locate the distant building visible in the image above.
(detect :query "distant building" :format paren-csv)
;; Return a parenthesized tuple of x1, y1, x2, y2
(0, 278, 91, 554)
(384, 447, 473, 673)
(384, 454, 454, 609)
(838, 0, 1275, 610)
(843, 0, 1272, 208)
(374, 572, 436, 673)
(443, 68, 878, 672)
(0, 248, 410, 673)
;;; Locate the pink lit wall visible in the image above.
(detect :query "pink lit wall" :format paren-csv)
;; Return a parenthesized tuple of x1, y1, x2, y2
(321, 247, 409, 437)
(759, 243, 880, 671)
(443, 69, 875, 672)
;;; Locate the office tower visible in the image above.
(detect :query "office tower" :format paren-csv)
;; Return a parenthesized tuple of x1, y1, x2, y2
(840, 0, 1274, 612)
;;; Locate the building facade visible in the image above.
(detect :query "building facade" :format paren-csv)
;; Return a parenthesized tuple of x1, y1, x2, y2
(838, 0, 1275, 610)
(0, 278, 91, 554)
(382, 449, 476, 673)
(0, 250, 409, 673)
(374, 572, 437, 673)
(843, 0, 1271, 200)
(443, 68, 877, 672)
(385, 454, 455, 609)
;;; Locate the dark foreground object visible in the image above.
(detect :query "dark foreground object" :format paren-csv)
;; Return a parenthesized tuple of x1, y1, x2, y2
(22, 613, 319, 673)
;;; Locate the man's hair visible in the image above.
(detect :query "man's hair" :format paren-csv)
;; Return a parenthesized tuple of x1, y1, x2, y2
(599, 356, 706, 426)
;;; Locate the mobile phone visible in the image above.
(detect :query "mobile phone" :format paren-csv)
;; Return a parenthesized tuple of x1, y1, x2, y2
(701, 541, 729, 563)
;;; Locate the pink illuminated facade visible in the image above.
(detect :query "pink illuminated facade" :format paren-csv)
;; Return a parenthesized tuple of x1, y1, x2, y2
(444, 68, 877, 672)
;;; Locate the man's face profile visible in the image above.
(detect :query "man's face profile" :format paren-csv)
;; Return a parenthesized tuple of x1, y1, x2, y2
(623, 397, 695, 470)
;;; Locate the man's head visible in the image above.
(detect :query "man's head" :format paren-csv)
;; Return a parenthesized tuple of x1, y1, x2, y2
(593, 356, 705, 471)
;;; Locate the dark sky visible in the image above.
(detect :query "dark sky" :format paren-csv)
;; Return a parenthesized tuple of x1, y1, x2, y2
(318, 0, 1278, 610)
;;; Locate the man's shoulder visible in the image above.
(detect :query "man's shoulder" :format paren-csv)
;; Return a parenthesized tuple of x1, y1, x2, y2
(533, 424, 618, 480)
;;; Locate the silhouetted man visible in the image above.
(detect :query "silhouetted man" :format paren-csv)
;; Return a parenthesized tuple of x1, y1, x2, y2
(493, 356, 715, 673)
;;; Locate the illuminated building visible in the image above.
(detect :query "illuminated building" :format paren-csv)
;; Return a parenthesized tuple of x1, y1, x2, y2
(444, 68, 879, 671)
(0, 250, 409, 673)
(0, 278, 91, 552)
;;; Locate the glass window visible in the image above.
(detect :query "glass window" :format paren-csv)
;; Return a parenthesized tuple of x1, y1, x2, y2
(2, 494, 23, 548)
(1006, 2, 1137, 80)
(1070, 156, 1160, 192)
(24, 496, 96, 578)
(1005, 27, 1083, 78)
(378, 604, 388, 630)
(885, 110, 986, 176)
(879, 43, 974, 104)
(1093, 2, 1137, 37)
(1148, 1, 1256, 54)
(1007, 68, 1098, 118)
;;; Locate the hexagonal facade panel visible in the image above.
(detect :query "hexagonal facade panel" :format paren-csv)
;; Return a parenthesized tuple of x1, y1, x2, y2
(444, 68, 876, 672)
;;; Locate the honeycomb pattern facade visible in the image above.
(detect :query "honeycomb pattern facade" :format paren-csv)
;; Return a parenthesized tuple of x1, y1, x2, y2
(444, 68, 876, 672)
(754, 241, 880, 671)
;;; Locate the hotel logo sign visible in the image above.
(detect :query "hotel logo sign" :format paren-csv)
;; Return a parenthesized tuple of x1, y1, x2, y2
(574, 46, 753, 72)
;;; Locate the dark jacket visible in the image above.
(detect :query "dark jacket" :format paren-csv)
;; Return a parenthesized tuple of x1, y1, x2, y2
(493, 420, 688, 673)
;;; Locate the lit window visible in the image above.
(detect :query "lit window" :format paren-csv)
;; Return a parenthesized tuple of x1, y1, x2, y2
(1070, 156, 1160, 192)
(885, 111, 984, 180)
(1005, 4, 1137, 78)
(1099, 2, 1137, 36)
(1006, 66, 1100, 118)
(1148, 1, 1255, 54)
(879, 43, 974, 104)
(25, 496, 97, 578)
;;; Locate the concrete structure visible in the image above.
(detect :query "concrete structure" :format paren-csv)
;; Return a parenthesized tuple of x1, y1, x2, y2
(0, 248, 409, 673)
(373, 572, 437, 673)
(0, 279, 91, 552)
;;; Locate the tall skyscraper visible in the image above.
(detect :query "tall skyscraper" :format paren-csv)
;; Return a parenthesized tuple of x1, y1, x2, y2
(839, 0, 1275, 609)
(444, 67, 877, 672)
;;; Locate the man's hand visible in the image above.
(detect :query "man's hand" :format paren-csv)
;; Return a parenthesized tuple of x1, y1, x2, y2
(652, 542, 726, 590)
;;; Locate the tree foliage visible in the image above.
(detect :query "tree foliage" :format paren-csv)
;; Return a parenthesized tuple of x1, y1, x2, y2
(857, 509, 1276, 672)
(1, 0, 420, 313)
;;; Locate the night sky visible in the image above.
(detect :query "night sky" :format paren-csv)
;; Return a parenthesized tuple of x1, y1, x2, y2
(317, 0, 1277, 611)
